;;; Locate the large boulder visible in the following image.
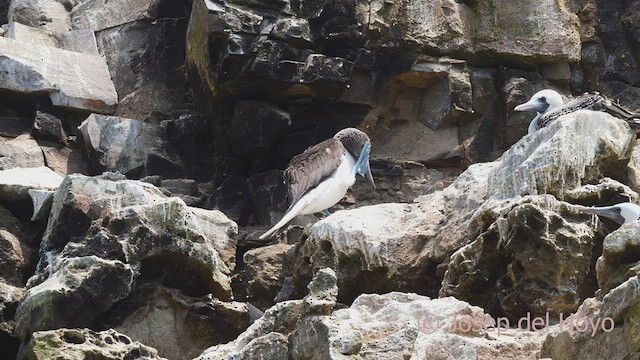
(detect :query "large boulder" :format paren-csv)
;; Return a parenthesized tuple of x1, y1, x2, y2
(16, 173, 238, 351)
(112, 286, 252, 360)
(15, 256, 135, 341)
(441, 195, 603, 320)
(78, 114, 184, 178)
(95, 18, 189, 118)
(0, 134, 45, 170)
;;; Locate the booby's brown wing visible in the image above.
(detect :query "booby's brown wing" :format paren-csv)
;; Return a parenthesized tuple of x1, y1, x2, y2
(284, 138, 344, 210)
(539, 92, 640, 130)
(538, 93, 604, 129)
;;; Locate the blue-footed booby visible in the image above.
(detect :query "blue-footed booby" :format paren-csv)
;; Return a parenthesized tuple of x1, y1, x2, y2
(574, 202, 640, 224)
(259, 128, 375, 239)
(514, 89, 640, 134)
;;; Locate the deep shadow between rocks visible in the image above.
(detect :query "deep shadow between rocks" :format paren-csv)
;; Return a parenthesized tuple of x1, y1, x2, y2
(0, 331, 20, 359)
(139, 252, 225, 298)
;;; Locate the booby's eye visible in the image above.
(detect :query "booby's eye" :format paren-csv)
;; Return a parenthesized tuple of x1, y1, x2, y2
(615, 207, 622, 214)
(539, 96, 546, 103)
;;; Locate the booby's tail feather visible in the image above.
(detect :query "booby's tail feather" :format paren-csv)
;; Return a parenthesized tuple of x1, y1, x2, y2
(259, 197, 310, 239)
(602, 99, 640, 121)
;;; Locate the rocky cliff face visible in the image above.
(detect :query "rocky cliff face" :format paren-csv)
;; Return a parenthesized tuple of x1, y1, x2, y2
(2, 0, 640, 359)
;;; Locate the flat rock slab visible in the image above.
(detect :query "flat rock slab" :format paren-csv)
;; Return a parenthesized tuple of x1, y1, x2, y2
(71, 0, 160, 32)
(0, 36, 117, 113)
(6, 22, 99, 55)
(0, 166, 63, 201)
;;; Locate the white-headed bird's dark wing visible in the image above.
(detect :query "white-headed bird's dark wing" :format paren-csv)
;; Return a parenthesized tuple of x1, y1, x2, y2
(284, 137, 345, 210)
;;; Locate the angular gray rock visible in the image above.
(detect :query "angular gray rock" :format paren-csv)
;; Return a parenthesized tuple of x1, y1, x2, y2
(0, 134, 45, 170)
(0, 167, 63, 201)
(28, 189, 55, 222)
(541, 276, 640, 360)
(95, 18, 188, 118)
(8, 0, 71, 33)
(15, 256, 135, 341)
(32, 111, 68, 145)
(0, 205, 34, 287)
(113, 286, 251, 360)
(17, 328, 166, 360)
(441, 195, 603, 319)
(71, 0, 162, 32)
(595, 222, 640, 294)
(0, 37, 117, 113)
(15, 173, 239, 355)
(0, 281, 24, 357)
(234, 243, 294, 310)
(196, 268, 337, 360)
(6, 22, 99, 55)
(197, 290, 546, 360)
(78, 114, 183, 178)
(36, 174, 237, 299)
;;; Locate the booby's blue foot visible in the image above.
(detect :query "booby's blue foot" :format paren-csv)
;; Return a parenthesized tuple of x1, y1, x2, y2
(323, 209, 331, 216)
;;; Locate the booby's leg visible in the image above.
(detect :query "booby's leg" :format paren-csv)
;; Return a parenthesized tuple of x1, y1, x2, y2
(323, 209, 331, 216)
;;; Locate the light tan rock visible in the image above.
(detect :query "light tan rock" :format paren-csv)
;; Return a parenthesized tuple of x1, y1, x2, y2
(0, 166, 63, 201)
(71, 0, 160, 32)
(0, 134, 45, 170)
(596, 222, 640, 294)
(9, 0, 71, 33)
(115, 286, 251, 360)
(541, 276, 640, 360)
(6, 22, 99, 55)
(17, 328, 166, 360)
(0, 36, 117, 113)
(362, 0, 580, 64)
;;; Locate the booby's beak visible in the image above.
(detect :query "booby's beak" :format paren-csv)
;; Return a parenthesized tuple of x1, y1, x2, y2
(575, 205, 625, 225)
(514, 98, 548, 113)
(355, 141, 376, 189)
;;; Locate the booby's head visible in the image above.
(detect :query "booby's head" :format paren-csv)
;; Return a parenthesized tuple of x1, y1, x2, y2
(334, 128, 375, 188)
(514, 89, 564, 114)
(575, 202, 640, 225)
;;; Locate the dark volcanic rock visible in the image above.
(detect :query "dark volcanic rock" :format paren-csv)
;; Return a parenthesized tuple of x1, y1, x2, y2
(96, 18, 189, 119)
(206, 175, 253, 226)
(229, 101, 291, 159)
(32, 110, 67, 145)
(78, 114, 184, 178)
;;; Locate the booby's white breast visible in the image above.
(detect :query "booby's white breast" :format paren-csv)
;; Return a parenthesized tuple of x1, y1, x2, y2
(297, 151, 357, 215)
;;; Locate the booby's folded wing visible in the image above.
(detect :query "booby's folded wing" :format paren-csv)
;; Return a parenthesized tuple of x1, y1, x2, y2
(284, 138, 344, 210)
(539, 92, 640, 130)
(538, 93, 603, 129)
